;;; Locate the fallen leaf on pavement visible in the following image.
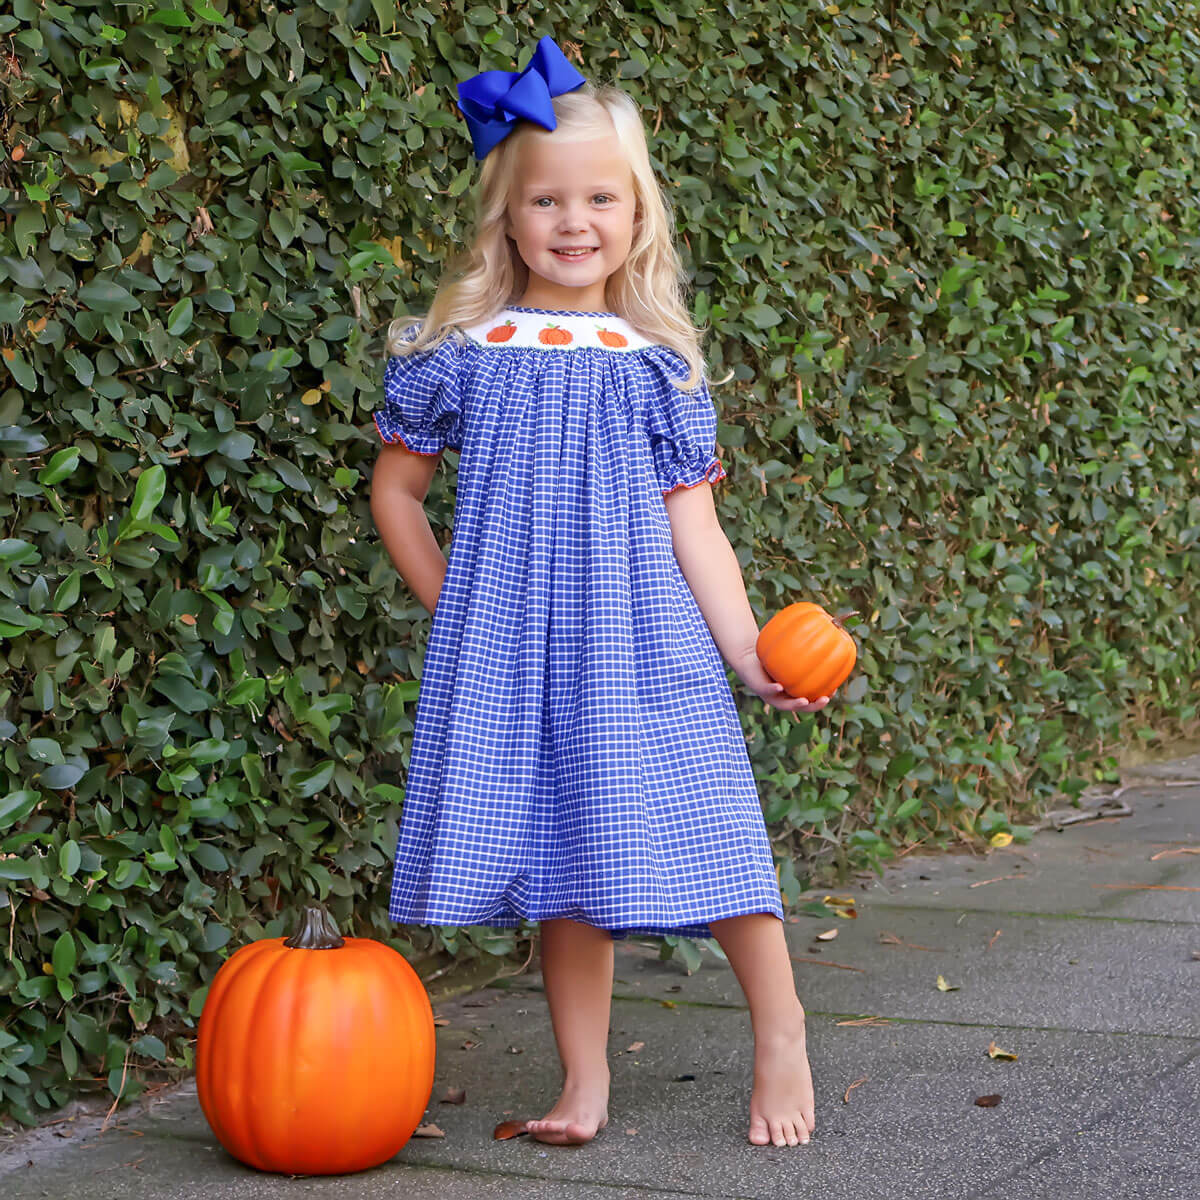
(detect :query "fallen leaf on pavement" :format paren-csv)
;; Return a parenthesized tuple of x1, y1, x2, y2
(626, 1041, 645, 1053)
(987, 1041, 1018, 1061)
(815, 928, 839, 941)
(936, 974, 960, 991)
(461, 1039, 480, 1050)
(413, 1123, 446, 1138)
(439, 1087, 466, 1105)
(625, 1127, 638, 1135)
(987, 929, 1002, 950)
(433, 1017, 450, 1026)
(823, 895, 858, 919)
(492, 1120, 528, 1140)
(842, 1075, 868, 1103)
(989, 832, 1013, 848)
(974, 1095, 1002, 1107)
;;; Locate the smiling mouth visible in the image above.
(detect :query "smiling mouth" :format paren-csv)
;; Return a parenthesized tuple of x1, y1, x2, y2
(552, 248, 597, 259)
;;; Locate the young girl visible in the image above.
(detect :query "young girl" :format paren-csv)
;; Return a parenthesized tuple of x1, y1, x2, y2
(369, 35, 829, 1150)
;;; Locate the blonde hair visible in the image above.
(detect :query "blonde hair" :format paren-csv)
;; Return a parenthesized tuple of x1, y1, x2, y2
(385, 82, 707, 391)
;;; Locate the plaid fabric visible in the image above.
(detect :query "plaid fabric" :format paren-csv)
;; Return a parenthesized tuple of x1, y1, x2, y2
(373, 306, 783, 939)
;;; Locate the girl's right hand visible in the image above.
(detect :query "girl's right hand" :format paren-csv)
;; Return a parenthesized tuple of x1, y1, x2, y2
(736, 650, 831, 714)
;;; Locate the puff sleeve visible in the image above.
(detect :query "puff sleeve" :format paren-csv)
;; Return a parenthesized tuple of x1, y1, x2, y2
(372, 322, 466, 455)
(640, 346, 728, 496)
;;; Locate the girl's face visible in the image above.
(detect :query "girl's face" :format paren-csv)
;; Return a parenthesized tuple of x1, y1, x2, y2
(505, 131, 636, 312)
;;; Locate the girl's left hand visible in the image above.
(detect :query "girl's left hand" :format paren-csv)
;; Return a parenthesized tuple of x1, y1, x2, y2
(736, 650, 831, 714)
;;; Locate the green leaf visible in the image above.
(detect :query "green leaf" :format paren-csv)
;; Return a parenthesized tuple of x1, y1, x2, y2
(77, 278, 139, 314)
(41, 763, 87, 792)
(277, 152, 323, 173)
(111, 860, 143, 889)
(292, 760, 335, 798)
(27, 738, 64, 765)
(147, 9, 192, 27)
(0, 539, 38, 567)
(190, 842, 229, 872)
(132, 1035, 168, 1060)
(38, 448, 81, 487)
(0, 789, 41, 830)
(0, 293, 25, 323)
(166, 297, 193, 335)
(52, 932, 77, 979)
(130, 465, 166, 523)
(201, 921, 231, 951)
(744, 304, 782, 329)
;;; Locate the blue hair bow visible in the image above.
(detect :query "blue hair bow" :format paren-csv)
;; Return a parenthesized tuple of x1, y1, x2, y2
(456, 35, 588, 162)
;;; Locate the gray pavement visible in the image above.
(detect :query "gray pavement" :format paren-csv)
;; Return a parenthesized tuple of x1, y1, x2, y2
(3, 751, 1198, 1198)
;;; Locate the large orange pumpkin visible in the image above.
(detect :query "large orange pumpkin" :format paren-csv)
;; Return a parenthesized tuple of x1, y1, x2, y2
(756, 602, 858, 700)
(196, 903, 435, 1176)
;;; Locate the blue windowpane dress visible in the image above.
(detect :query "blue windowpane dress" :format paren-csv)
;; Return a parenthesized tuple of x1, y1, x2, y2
(372, 305, 784, 940)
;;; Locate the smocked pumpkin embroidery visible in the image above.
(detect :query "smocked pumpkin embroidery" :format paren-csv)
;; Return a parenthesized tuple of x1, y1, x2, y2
(596, 326, 627, 347)
(461, 309, 653, 351)
(486, 320, 517, 342)
(538, 324, 573, 345)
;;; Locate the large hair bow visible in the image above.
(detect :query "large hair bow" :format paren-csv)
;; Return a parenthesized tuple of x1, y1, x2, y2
(456, 35, 588, 161)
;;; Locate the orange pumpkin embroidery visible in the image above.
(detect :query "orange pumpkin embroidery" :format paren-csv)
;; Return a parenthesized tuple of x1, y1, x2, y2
(486, 321, 517, 342)
(596, 326, 627, 348)
(538, 324, 573, 346)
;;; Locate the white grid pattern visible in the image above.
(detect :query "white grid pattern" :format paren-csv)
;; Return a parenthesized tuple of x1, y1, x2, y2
(373, 307, 782, 939)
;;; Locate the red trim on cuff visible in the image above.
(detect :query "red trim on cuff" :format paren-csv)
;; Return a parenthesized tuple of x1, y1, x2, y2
(661, 459, 727, 497)
(373, 412, 443, 456)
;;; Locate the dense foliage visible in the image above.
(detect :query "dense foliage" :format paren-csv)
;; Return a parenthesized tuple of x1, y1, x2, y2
(1, 0, 1197, 1127)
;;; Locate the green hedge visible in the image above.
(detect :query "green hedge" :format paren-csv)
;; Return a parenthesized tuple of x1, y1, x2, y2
(1, 0, 1197, 1127)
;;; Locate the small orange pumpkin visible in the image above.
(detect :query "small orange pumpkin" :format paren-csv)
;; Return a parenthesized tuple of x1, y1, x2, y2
(196, 903, 435, 1176)
(538, 323, 573, 345)
(756, 602, 858, 700)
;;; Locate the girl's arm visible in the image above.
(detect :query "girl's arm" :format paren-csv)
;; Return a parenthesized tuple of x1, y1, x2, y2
(666, 483, 827, 712)
(370, 442, 449, 616)
(664, 482, 761, 678)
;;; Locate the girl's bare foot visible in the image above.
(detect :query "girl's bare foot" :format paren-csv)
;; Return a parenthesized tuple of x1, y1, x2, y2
(524, 1073, 610, 1146)
(748, 1004, 814, 1147)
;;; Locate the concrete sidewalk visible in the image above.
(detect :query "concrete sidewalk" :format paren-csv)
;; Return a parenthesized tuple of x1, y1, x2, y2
(3, 752, 1198, 1199)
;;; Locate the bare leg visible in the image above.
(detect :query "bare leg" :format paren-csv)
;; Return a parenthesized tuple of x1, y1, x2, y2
(709, 912, 814, 1147)
(524, 918, 613, 1145)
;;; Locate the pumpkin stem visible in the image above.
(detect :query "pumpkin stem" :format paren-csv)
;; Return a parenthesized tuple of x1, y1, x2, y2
(832, 610, 859, 628)
(283, 903, 346, 950)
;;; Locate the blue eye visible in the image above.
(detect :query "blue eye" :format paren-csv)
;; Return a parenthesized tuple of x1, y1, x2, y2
(533, 195, 614, 207)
